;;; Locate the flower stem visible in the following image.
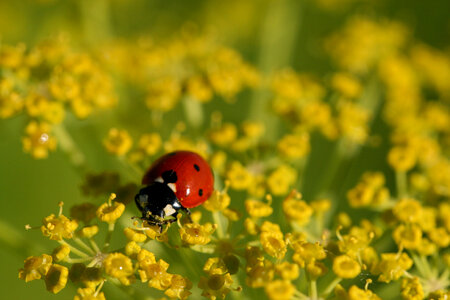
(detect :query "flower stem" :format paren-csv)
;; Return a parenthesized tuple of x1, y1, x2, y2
(321, 277, 342, 297)
(103, 222, 115, 251)
(58, 240, 90, 258)
(213, 211, 226, 239)
(396, 171, 408, 198)
(74, 237, 96, 255)
(53, 124, 87, 174)
(309, 280, 318, 300)
(182, 96, 204, 129)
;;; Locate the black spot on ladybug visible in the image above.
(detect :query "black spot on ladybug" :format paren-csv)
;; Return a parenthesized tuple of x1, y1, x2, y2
(199, 189, 203, 196)
(162, 170, 178, 183)
(194, 164, 200, 172)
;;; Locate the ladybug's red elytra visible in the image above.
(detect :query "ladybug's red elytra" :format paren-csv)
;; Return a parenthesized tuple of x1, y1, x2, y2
(135, 151, 214, 226)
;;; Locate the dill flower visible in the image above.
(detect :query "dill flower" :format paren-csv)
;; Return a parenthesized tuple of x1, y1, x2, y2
(137, 133, 162, 156)
(226, 161, 253, 190)
(123, 227, 147, 243)
(372, 252, 413, 283)
(348, 285, 381, 300)
(19, 254, 53, 282)
(333, 255, 361, 279)
(41, 214, 78, 240)
(103, 128, 133, 156)
(265, 280, 295, 300)
(283, 192, 313, 226)
(245, 198, 273, 218)
(52, 244, 70, 262)
(22, 121, 57, 159)
(267, 164, 297, 196)
(277, 133, 311, 160)
(392, 224, 422, 250)
(275, 262, 299, 280)
(77, 225, 99, 238)
(388, 146, 417, 171)
(203, 189, 231, 212)
(74, 287, 106, 300)
(45, 264, 69, 294)
(165, 274, 192, 300)
(401, 277, 424, 300)
(96, 194, 125, 223)
(179, 223, 216, 245)
(103, 253, 135, 285)
(393, 198, 423, 224)
(331, 72, 362, 99)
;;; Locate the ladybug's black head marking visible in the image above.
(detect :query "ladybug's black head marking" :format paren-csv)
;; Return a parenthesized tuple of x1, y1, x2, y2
(135, 182, 182, 222)
(162, 170, 177, 183)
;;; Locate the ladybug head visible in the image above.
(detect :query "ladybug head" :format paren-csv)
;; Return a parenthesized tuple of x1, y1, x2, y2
(135, 182, 182, 222)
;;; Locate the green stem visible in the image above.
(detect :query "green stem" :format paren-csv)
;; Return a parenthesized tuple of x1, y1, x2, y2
(74, 237, 96, 255)
(321, 277, 342, 297)
(396, 171, 407, 198)
(213, 211, 226, 239)
(182, 96, 204, 129)
(310, 280, 318, 300)
(58, 240, 90, 258)
(249, 0, 302, 141)
(103, 222, 115, 251)
(89, 238, 101, 253)
(79, 0, 113, 45)
(65, 257, 92, 264)
(53, 124, 87, 174)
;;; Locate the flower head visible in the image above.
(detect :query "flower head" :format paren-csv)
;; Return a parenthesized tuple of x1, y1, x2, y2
(45, 264, 68, 294)
(179, 223, 216, 245)
(19, 254, 53, 282)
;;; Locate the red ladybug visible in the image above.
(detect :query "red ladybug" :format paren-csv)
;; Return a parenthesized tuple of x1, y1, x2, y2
(135, 151, 214, 225)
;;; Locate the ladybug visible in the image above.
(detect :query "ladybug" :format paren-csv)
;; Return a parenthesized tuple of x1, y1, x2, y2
(135, 151, 214, 226)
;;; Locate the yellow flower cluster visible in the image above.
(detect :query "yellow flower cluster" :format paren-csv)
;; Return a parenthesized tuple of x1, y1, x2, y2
(0, 37, 117, 159)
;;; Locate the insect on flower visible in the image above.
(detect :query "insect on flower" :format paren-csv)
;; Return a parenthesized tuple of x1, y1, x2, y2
(135, 151, 214, 228)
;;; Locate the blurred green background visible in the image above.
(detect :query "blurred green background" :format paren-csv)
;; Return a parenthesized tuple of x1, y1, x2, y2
(1, 0, 449, 299)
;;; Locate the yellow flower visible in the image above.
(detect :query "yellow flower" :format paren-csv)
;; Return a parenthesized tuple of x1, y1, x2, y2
(203, 189, 231, 212)
(265, 280, 295, 300)
(348, 285, 381, 300)
(401, 277, 424, 300)
(331, 72, 362, 99)
(179, 223, 216, 245)
(77, 225, 99, 239)
(226, 161, 253, 190)
(74, 287, 106, 300)
(267, 164, 297, 196)
(19, 254, 53, 282)
(242, 121, 265, 139)
(245, 199, 273, 218)
(307, 261, 328, 280)
(123, 227, 147, 243)
(103, 253, 135, 285)
(45, 264, 69, 294)
(277, 133, 311, 160)
(96, 193, 125, 223)
(209, 123, 238, 147)
(393, 198, 423, 224)
(333, 255, 361, 279)
(165, 274, 192, 300)
(103, 128, 133, 156)
(138, 133, 162, 156)
(428, 227, 450, 248)
(275, 262, 299, 280)
(292, 242, 326, 267)
(145, 77, 181, 112)
(393, 224, 422, 250)
(337, 100, 370, 144)
(187, 76, 213, 103)
(388, 146, 417, 171)
(260, 230, 287, 259)
(22, 121, 57, 159)
(372, 252, 413, 283)
(125, 241, 141, 259)
(347, 172, 390, 207)
(52, 244, 70, 262)
(41, 214, 78, 240)
(138, 252, 172, 290)
(283, 192, 312, 226)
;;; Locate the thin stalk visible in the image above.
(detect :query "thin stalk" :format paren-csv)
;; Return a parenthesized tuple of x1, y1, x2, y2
(103, 222, 115, 251)
(53, 124, 87, 174)
(58, 240, 90, 258)
(396, 171, 408, 198)
(309, 280, 318, 300)
(321, 277, 342, 297)
(74, 237, 96, 255)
